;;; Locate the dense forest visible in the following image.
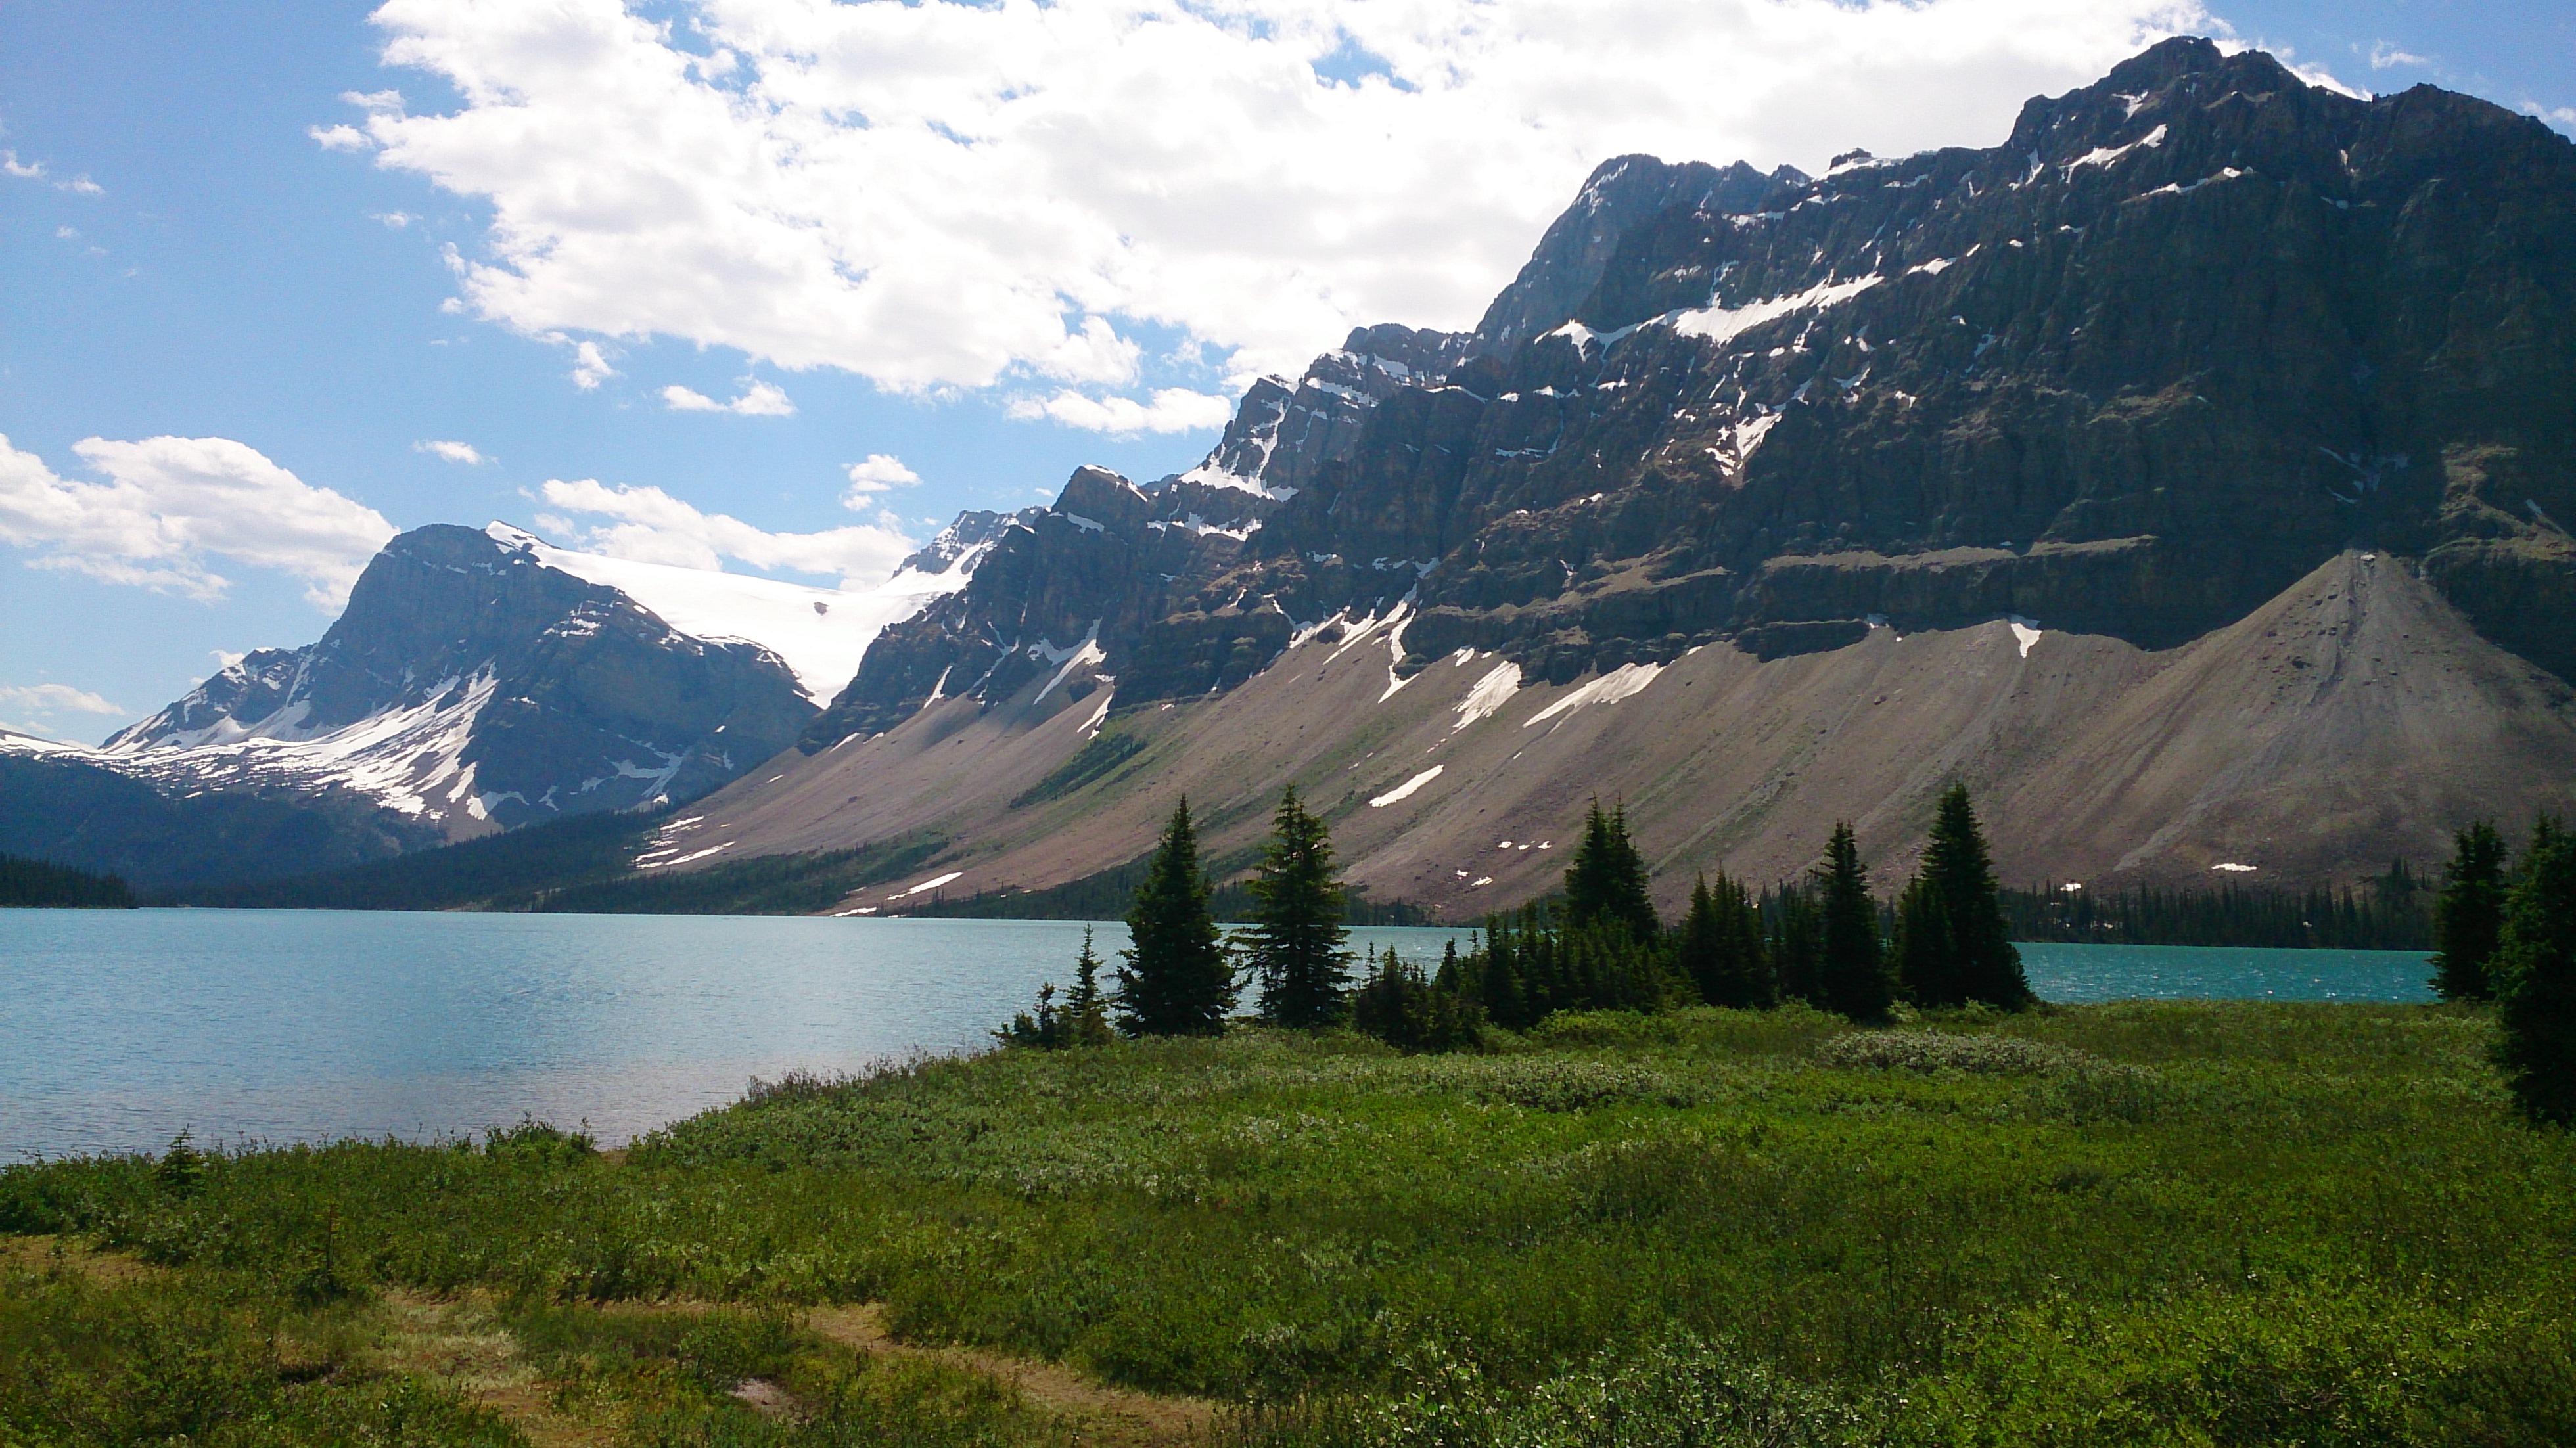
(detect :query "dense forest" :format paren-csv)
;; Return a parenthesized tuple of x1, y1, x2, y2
(0, 853, 134, 909)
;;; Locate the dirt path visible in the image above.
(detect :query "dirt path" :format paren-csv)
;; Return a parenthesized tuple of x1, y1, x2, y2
(806, 1303, 1222, 1448)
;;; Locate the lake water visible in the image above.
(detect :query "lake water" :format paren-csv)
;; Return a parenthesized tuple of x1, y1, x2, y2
(1, 911, 2431, 1160)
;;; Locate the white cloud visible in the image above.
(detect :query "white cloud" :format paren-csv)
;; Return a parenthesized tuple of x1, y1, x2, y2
(60, 177, 103, 196)
(568, 339, 617, 390)
(356, 0, 2212, 401)
(842, 453, 920, 505)
(414, 439, 490, 464)
(374, 210, 417, 228)
(310, 123, 373, 152)
(0, 151, 41, 179)
(536, 478, 911, 586)
(212, 649, 248, 669)
(1008, 388, 1236, 434)
(56, 227, 77, 239)
(0, 683, 127, 717)
(660, 379, 796, 416)
(2367, 41, 2429, 70)
(0, 434, 395, 608)
(342, 89, 407, 112)
(2530, 102, 2576, 127)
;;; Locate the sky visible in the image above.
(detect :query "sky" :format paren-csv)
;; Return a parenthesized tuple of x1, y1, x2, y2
(4, 0, 2569, 744)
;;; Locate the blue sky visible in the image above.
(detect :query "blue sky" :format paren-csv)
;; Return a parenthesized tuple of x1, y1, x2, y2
(3, 0, 2568, 743)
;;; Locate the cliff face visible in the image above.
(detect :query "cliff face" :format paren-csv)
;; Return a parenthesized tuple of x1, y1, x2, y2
(694, 40, 2576, 909)
(810, 38, 2576, 750)
(102, 525, 819, 836)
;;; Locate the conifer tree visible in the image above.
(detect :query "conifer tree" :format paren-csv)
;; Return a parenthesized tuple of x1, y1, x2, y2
(1678, 872, 1772, 1008)
(2496, 816, 2576, 1126)
(1065, 926, 1114, 1046)
(1242, 785, 1354, 1028)
(1814, 823, 1894, 1021)
(1564, 800, 1659, 939)
(1896, 786, 2031, 1008)
(1768, 885, 1824, 1005)
(1115, 798, 1235, 1036)
(2433, 820, 2510, 1002)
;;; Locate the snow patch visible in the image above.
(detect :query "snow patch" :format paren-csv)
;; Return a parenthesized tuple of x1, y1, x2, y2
(2008, 617, 2042, 657)
(1673, 275, 1885, 348)
(900, 871, 965, 896)
(1523, 662, 1665, 728)
(2211, 862, 2259, 873)
(2069, 124, 2165, 171)
(1452, 661, 1524, 731)
(1369, 765, 1444, 808)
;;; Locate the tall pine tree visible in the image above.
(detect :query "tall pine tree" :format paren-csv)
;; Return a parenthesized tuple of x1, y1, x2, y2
(2433, 819, 2510, 1002)
(1815, 823, 1894, 1021)
(1676, 871, 1772, 1008)
(2496, 815, 2576, 1126)
(1564, 800, 1658, 939)
(1895, 786, 2031, 1008)
(1243, 785, 1354, 1028)
(1115, 798, 1235, 1037)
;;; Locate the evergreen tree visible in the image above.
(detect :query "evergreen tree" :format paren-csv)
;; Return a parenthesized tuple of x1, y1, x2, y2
(1892, 872, 1954, 1006)
(1814, 823, 1894, 1021)
(1241, 785, 1354, 1028)
(1065, 926, 1114, 1046)
(1896, 786, 2031, 1008)
(2496, 816, 2576, 1127)
(1115, 799, 1235, 1036)
(2433, 820, 2510, 1002)
(1677, 872, 1772, 1008)
(1352, 944, 1485, 1052)
(1563, 800, 1659, 939)
(1768, 884, 1824, 1005)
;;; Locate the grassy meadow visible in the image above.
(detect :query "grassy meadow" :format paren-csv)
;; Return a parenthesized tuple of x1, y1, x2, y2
(5, 1001, 2573, 1445)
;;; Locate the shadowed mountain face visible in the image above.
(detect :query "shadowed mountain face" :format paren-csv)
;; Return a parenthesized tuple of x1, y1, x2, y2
(97, 525, 819, 838)
(813, 38, 2576, 750)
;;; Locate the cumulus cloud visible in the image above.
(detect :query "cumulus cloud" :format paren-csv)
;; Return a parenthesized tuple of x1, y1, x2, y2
(309, 123, 373, 152)
(2367, 42, 2429, 70)
(0, 434, 395, 607)
(568, 340, 617, 390)
(535, 478, 912, 585)
(415, 440, 490, 464)
(842, 453, 920, 504)
(1007, 388, 1236, 435)
(0, 683, 127, 717)
(660, 379, 796, 416)
(2531, 102, 2576, 128)
(354, 0, 2213, 403)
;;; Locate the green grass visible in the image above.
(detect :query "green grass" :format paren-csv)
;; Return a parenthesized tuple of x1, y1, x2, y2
(5, 1002, 2573, 1445)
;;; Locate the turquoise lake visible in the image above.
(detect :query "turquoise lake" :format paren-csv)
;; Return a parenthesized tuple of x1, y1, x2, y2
(1, 909, 2433, 1160)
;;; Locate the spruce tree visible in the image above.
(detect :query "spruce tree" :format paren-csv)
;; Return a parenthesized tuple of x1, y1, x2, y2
(1065, 926, 1114, 1046)
(1678, 872, 1772, 1008)
(1892, 872, 1954, 1006)
(2433, 820, 2510, 1002)
(1564, 800, 1659, 939)
(1898, 786, 2031, 1008)
(1769, 884, 1824, 1006)
(1116, 799, 1235, 1037)
(2496, 816, 2576, 1126)
(1242, 786, 1354, 1028)
(1814, 823, 1894, 1021)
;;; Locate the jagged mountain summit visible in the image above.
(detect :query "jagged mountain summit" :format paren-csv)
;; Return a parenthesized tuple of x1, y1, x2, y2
(681, 38, 2576, 914)
(60, 520, 992, 850)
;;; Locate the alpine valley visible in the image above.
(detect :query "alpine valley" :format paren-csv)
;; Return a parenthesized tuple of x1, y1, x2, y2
(18, 37, 2576, 909)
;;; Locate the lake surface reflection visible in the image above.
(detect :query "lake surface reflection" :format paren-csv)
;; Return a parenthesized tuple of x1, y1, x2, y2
(2, 910, 2429, 1158)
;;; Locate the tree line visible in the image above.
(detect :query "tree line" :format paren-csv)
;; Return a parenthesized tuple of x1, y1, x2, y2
(2000, 869, 2429, 951)
(0, 853, 134, 909)
(1003, 784, 2033, 1047)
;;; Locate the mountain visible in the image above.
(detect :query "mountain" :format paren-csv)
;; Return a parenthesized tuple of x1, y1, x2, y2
(666, 38, 2576, 916)
(22, 519, 992, 882)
